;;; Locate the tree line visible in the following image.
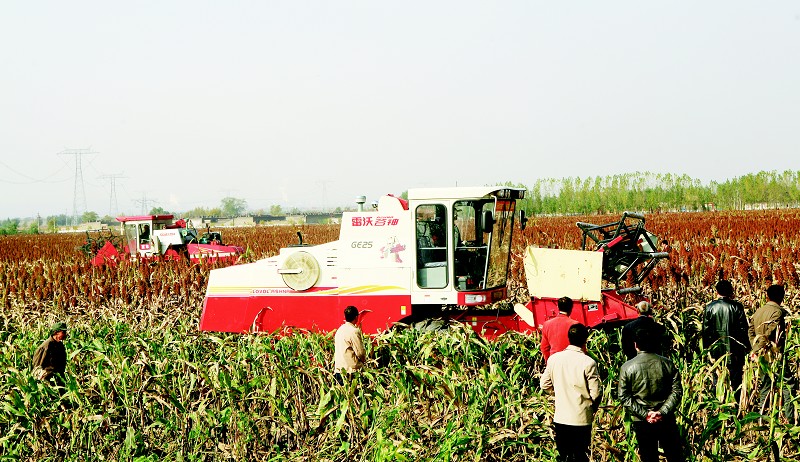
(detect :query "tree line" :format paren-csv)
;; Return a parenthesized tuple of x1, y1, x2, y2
(3, 170, 799, 235)
(509, 170, 800, 216)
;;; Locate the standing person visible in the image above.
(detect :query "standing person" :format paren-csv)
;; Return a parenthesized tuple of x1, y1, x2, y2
(702, 279, 751, 397)
(618, 324, 685, 462)
(32, 322, 68, 386)
(333, 306, 366, 385)
(540, 324, 601, 462)
(749, 284, 796, 423)
(621, 301, 670, 360)
(541, 296, 580, 362)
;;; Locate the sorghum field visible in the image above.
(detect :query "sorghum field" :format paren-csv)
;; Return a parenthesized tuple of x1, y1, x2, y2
(1, 210, 798, 461)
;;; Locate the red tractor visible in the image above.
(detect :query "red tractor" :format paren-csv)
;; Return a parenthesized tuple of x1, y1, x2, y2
(89, 215, 243, 266)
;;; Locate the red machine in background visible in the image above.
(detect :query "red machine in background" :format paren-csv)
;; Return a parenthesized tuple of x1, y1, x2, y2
(88, 215, 243, 266)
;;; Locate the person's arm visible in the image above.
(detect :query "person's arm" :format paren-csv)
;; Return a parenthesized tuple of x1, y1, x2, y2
(618, 366, 650, 420)
(657, 362, 683, 416)
(351, 328, 366, 364)
(621, 325, 635, 359)
(748, 311, 757, 348)
(540, 328, 551, 362)
(32, 343, 46, 369)
(540, 363, 554, 394)
(587, 361, 602, 412)
(32, 341, 55, 376)
(701, 306, 712, 348)
(737, 306, 751, 351)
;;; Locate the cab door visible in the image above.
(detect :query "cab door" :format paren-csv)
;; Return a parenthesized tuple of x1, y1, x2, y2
(411, 202, 457, 305)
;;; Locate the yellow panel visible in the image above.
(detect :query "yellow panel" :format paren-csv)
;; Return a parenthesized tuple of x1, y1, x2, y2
(523, 247, 603, 301)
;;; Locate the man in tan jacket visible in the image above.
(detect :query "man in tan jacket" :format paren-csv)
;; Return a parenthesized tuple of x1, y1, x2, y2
(540, 323, 601, 462)
(749, 284, 795, 423)
(334, 305, 366, 384)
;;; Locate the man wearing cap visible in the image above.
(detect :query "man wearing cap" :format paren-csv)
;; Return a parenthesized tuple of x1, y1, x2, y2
(32, 321, 68, 386)
(333, 306, 366, 385)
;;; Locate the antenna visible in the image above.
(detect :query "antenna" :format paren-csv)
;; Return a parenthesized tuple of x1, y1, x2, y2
(98, 173, 127, 216)
(58, 147, 98, 226)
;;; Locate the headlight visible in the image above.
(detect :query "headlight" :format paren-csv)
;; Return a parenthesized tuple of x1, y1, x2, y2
(465, 294, 487, 304)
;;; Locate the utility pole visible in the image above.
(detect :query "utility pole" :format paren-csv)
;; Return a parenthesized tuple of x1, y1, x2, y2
(58, 148, 97, 226)
(99, 173, 127, 216)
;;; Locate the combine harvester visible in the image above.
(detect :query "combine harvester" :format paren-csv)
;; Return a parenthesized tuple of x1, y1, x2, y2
(90, 215, 243, 266)
(199, 187, 667, 338)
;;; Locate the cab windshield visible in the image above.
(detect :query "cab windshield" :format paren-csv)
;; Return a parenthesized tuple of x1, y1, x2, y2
(453, 198, 516, 290)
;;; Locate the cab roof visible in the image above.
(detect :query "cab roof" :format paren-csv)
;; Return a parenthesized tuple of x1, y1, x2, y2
(406, 186, 524, 201)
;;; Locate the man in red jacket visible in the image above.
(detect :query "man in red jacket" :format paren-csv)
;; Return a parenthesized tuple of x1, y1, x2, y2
(541, 296, 579, 362)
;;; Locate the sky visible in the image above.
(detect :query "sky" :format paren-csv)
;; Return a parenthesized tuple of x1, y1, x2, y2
(1, 1, 799, 219)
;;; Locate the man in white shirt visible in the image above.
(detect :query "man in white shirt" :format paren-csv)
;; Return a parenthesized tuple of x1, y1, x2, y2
(334, 305, 366, 384)
(540, 323, 601, 462)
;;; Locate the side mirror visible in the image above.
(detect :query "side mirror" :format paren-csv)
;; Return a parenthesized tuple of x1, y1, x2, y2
(519, 210, 528, 231)
(482, 210, 494, 232)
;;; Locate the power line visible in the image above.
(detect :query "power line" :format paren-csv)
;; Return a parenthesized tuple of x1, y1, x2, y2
(0, 158, 71, 184)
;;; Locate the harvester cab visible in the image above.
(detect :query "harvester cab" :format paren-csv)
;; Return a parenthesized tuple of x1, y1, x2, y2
(199, 186, 527, 337)
(515, 212, 668, 331)
(119, 215, 189, 260)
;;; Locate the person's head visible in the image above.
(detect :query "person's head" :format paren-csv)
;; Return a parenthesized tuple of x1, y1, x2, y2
(344, 305, 359, 323)
(635, 301, 653, 316)
(50, 321, 68, 342)
(766, 284, 785, 304)
(633, 325, 658, 353)
(567, 323, 589, 347)
(557, 296, 573, 315)
(715, 279, 734, 298)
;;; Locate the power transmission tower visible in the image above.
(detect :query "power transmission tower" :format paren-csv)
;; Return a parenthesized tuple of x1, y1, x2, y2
(99, 173, 127, 216)
(134, 193, 158, 215)
(58, 148, 98, 226)
(317, 180, 333, 212)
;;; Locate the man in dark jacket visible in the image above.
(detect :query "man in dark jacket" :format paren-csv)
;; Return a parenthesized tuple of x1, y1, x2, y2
(621, 301, 670, 360)
(702, 279, 750, 398)
(32, 321, 68, 386)
(749, 284, 796, 423)
(619, 324, 685, 462)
